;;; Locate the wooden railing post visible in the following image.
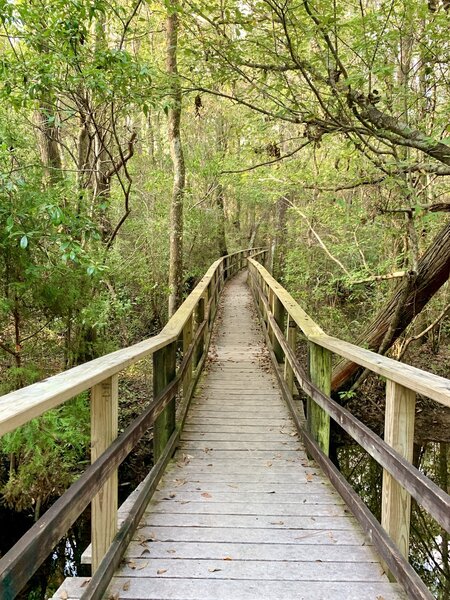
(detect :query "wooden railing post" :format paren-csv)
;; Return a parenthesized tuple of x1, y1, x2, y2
(194, 296, 205, 368)
(284, 316, 297, 394)
(272, 295, 285, 363)
(307, 342, 331, 456)
(91, 375, 118, 572)
(381, 380, 416, 561)
(153, 341, 177, 461)
(182, 315, 193, 401)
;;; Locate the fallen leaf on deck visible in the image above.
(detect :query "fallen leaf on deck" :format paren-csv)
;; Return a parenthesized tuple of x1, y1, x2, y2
(306, 473, 314, 482)
(223, 556, 233, 561)
(173, 479, 187, 487)
(59, 592, 68, 599)
(208, 567, 222, 572)
(201, 492, 212, 498)
(157, 568, 168, 575)
(127, 560, 137, 569)
(270, 520, 284, 525)
(137, 562, 148, 570)
(122, 580, 131, 591)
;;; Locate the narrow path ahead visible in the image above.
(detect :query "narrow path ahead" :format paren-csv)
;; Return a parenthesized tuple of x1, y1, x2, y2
(55, 272, 405, 599)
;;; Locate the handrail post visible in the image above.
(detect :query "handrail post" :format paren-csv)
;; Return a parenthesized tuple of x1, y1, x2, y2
(182, 315, 193, 401)
(153, 341, 177, 461)
(381, 380, 416, 562)
(194, 296, 206, 368)
(284, 316, 297, 394)
(90, 375, 118, 572)
(307, 342, 331, 456)
(272, 294, 285, 363)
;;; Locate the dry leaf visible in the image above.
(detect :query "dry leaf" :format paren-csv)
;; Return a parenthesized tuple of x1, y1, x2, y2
(201, 492, 212, 498)
(157, 568, 168, 575)
(270, 520, 284, 525)
(59, 591, 68, 600)
(173, 478, 187, 487)
(223, 556, 233, 561)
(122, 580, 131, 591)
(80, 580, 90, 588)
(137, 561, 148, 570)
(167, 549, 177, 554)
(127, 560, 137, 570)
(266, 461, 273, 467)
(141, 548, 150, 555)
(208, 567, 222, 572)
(306, 473, 314, 482)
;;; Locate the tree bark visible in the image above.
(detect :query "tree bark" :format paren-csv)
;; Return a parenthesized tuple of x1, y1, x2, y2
(34, 97, 63, 186)
(166, 5, 185, 317)
(332, 220, 450, 392)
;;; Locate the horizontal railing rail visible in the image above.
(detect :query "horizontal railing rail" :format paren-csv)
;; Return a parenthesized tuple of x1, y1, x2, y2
(247, 256, 450, 600)
(0, 248, 267, 600)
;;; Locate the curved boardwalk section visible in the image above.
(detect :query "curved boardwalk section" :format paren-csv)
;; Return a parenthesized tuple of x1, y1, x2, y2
(54, 272, 405, 599)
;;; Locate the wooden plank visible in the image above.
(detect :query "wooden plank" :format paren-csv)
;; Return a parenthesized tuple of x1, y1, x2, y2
(133, 525, 367, 545)
(178, 441, 298, 450)
(144, 501, 366, 519)
(180, 432, 297, 441)
(150, 491, 353, 511)
(53, 576, 406, 600)
(156, 481, 338, 494)
(381, 381, 416, 560)
(126, 540, 374, 561)
(116, 558, 387, 581)
(140, 512, 353, 529)
(90, 375, 118, 572)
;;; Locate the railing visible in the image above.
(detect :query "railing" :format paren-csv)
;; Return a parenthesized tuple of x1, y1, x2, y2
(248, 256, 450, 600)
(0, 248, 264, 600)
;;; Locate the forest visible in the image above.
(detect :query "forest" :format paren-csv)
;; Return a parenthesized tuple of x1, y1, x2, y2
(0, 0, 449, 598)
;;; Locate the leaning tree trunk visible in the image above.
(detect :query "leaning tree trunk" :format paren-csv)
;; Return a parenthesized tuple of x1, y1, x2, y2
(332, 220, 450, 392)
(166, 5, 185, 318)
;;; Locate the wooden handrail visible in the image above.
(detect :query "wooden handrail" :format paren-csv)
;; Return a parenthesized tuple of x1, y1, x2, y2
(247, 257, 450, 600)
(248, 258, 450, 407)
(0, 248, 267, 600)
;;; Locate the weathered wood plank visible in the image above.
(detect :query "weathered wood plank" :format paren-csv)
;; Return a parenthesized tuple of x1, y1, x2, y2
(127, 539, 374, 560)
(53, 576, 405, 600)
(116, 558, 387, 581)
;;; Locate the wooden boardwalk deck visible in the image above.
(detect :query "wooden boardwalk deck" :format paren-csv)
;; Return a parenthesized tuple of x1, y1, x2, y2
(53, 272, 405, 600)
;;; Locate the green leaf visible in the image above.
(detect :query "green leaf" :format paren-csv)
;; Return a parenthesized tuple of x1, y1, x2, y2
(20, 235, 28, 249)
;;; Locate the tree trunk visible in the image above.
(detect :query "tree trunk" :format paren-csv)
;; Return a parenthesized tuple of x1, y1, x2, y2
(34, 97, 63, 186)
(273, 195, 289, 278)
(332, 220, 450, 392)
(166, 5, 185, 317)
(215, 112, 228, 256)
(215, 183, 228, 256)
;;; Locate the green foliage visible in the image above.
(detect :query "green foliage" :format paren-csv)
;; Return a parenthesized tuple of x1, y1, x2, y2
(1, 394, 89, 513)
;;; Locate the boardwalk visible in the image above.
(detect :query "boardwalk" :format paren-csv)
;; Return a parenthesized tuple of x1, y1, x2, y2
(54, 272, 405, 599)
